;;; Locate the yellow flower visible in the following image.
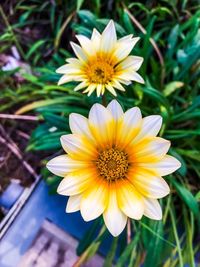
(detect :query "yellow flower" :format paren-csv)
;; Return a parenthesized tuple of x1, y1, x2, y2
(56, 20, 144, 97)
(47, 100, 181, 236)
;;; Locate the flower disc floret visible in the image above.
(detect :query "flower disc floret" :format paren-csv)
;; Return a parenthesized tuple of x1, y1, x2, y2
(96, 148, 129, 181)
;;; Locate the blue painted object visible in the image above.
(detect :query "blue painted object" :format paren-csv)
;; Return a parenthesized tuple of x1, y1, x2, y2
(0, 182, 24, 210)
(0, 180, 112, 267)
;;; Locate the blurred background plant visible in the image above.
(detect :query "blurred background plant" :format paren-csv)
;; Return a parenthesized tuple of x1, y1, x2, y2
(0, 0, 200, 266)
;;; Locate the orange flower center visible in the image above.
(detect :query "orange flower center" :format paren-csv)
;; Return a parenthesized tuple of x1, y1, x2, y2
(96, 148, 129, 181)
(85, 55, 115, 84)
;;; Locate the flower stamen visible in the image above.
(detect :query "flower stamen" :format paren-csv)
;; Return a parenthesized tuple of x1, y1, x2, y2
(96, 148, 129, 181)
(85, 56, 114, 84)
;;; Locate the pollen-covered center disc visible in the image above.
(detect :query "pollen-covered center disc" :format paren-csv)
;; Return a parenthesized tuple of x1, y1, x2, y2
(96, 148, 129, 181)
(85, 57, 114, 84)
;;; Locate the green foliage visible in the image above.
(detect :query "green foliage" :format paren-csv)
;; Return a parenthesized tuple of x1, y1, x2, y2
(0, 0, 200, 266)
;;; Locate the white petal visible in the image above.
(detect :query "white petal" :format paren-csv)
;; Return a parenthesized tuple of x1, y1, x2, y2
(131, 72, 144, 83)
(57, 169, 94, 196)
(133, 137, 171, 161)
(131, 172, 170, 199)
(91, 28, 101, 40)
(86, 85, 97, 95)
(138, 155, 181, 176)
(56, 64, 82, 74)
(142, 115, 163, 136)
(123, 107, 142, 129)
(96, 84, 102, 97)
(117, 34, 133, 42)
(117, 180, 144, 219)
(116, 56, 144, 71)
(106, 84, 117, 96)
(60, 134, 96, 160)
(91, 28, 101, 51)
(116, 107, 142, 148)
(69, 113, 94, 140)
(144, 198, 162, 220)
(107, 100, 124, 121)
(101, 85, 105, 95)
(101, 20, 117, 52)
(117, 78, 131, 85)
(117, 71, 144, 84)
(103, 186, 127, 236)
(74, 81, 87, 91)
(134, 115, 163, 143)
(76, 35, 95, 56)
(57, 75, 73, 85)
(111, 79, 126, 91)
(70, 42, 88, 62)
(58, 74, 84, 85)
(83, 84, 96, 96)
(80, 180, 107, 221)
(47, 155, 88, 177)
(89, 103, 114, 147)
(114, 37, 140, 62)
(66, 194, 82, 212)
(66, 58, 82, 64)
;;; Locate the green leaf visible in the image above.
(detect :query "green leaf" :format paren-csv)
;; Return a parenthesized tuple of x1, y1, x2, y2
(177, 29, 200, 79)
(165, 130, 200, 139)
(122, 11, 135, 34)
(27, 131, 65, 151)
(26, 40, 46, 59)
(167, 24, 179, 58)
(143, 86, 170, 111)
(170, 149, 187, 176)
(150, 7, 173, 17)
(171, 179, 200, 218)
(116, 231, 140, 267)
(169, 207, 184, 267)
(78, 10, 97, 28)
(195, 191, 200, 201)
(77, 0, 84, 10)
(76, 219, 102, 255)
(42, 112, 68, 130)
(76, 226, 107, 266)
(163, 81, 184, 96)
(175, 149, 200, 162)
(15, 97, 78, 114)
(143, 220, 164, 267)
(140, 221, 175, 248)
(103, 237, 118, 267)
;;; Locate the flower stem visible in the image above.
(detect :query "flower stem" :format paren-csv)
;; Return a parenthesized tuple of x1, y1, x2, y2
(102, 94, 107, 106)
(127, 218, 131, 244)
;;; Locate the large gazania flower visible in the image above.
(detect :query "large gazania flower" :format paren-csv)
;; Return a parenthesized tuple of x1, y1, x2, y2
(47, 100, 181, 236)
(56, 20, 144, 97)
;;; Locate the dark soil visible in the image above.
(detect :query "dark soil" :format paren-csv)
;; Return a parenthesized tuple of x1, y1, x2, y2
(0, 119, 46, 200)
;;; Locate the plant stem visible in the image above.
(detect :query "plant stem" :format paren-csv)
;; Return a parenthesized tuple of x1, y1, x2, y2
(0, 114, 39, 121)
(102, 94, 107, 106)
(127, 218, 131, 244)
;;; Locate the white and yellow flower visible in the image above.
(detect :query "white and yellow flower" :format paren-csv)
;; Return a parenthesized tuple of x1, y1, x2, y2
(47, 100, 181, 236)
(56, 20, 144, 97)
